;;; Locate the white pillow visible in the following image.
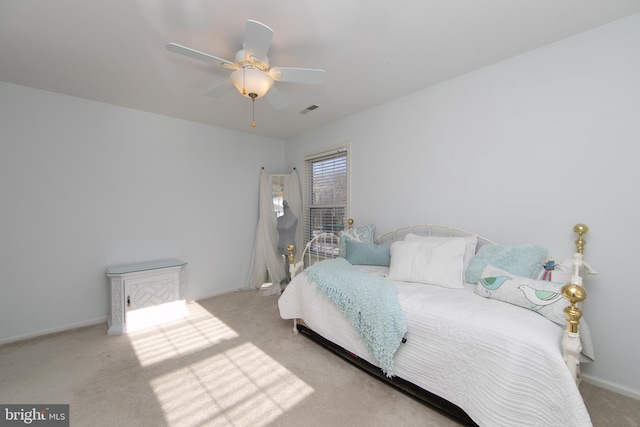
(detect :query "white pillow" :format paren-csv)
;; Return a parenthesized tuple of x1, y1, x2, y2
(404, 233, 477, 273)
(388, 239, 466, 289)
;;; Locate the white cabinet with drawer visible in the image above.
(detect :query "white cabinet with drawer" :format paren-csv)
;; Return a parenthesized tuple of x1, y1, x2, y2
(106, 259, 187, 335)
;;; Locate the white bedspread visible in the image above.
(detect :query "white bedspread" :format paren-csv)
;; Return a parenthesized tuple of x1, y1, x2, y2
(278, 265, 592, 427)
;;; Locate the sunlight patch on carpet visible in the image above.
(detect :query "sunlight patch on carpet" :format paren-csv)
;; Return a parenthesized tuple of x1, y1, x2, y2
(149, 341, 314, 426)
(128, 302, 238, 367)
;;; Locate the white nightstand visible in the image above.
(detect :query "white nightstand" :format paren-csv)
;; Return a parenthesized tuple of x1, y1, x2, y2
(106, 259, 187, 335)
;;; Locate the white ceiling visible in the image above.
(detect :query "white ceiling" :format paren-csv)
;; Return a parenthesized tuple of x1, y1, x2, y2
(2, 1, 639, 140)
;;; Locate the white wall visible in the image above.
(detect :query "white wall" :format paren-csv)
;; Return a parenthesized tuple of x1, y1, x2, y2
(286, 14, 640, 397)
(0, 82, 285, 343)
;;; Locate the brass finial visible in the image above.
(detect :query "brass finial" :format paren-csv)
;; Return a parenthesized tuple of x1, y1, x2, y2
(562, 223, 590, 333)
(347, 218, 354, 229)
(287, 243, 295, 264)
(561, 283, 587, 333)
(573, 223, 588, 254)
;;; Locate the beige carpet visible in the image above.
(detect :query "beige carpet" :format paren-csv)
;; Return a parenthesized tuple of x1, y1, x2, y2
(1, 290, 638, 427)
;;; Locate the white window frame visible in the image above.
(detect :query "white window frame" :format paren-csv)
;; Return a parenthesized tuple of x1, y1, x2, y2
(303, 144, 350, 251)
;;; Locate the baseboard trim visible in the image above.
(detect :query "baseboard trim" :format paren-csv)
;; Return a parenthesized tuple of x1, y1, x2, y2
(188, 287, 247, 303)
(0, 288, 248, 347)
(0, 316, 108, 346)
(582, 374, 640, 401)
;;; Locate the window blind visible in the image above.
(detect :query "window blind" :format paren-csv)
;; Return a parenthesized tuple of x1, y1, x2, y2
(304, 149, 348, 250)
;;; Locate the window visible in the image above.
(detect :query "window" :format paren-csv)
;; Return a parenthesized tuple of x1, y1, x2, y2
(304, 147, 349, 254)
(271, 174, 285, 218)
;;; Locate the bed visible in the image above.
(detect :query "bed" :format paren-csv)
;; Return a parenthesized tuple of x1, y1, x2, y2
(278, 222, 594, 426)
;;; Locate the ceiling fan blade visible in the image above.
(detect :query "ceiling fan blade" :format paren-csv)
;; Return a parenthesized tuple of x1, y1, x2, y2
(269, 67, 326, 85)
(264, 87, 288, 110)
(166, 43, 236, 69)
(204, 80, 235, 97)
(244, 20, 273, 61)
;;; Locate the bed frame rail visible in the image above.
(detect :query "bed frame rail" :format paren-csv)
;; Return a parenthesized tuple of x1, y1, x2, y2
(289, 232, 341, 279)
(287, 223, 351, 334)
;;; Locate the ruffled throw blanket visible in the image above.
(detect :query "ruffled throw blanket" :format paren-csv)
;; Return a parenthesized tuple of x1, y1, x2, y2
(305, 258, 407, 376)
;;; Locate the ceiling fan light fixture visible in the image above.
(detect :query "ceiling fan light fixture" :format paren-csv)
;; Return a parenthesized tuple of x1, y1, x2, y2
(166, 20, 325, 116)
(230, 68, 274, 98)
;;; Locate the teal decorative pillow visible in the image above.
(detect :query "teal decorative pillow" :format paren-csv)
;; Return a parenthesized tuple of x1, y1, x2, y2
(475, 265, 568, 325)
(339, 224, 375, 257)
(345, 239, 391, 267)
(465, 244, 548, 284)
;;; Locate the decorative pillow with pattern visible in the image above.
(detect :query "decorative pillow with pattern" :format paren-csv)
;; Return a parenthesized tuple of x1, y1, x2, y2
(465, 244, 548, 284)
(475, 265, 568, 325)
(339, 224, 375, 257)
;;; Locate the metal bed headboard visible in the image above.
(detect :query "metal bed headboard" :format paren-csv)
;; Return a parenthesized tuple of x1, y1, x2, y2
(374, 224, 496, 249)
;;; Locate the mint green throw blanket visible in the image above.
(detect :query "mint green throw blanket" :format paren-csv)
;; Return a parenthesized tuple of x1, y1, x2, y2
(305, 258, 407, 376)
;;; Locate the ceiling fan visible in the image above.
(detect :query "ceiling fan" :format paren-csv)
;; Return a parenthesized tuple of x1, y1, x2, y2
(166, 19, 326, 126)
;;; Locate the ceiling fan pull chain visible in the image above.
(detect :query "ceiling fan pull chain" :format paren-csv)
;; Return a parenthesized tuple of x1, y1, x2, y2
(242, 67, 247, 95)
(250, 93, 257, 127)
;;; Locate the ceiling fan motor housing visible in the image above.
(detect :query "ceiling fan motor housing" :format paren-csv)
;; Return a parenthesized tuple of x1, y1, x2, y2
(235, 49, 270, 71)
